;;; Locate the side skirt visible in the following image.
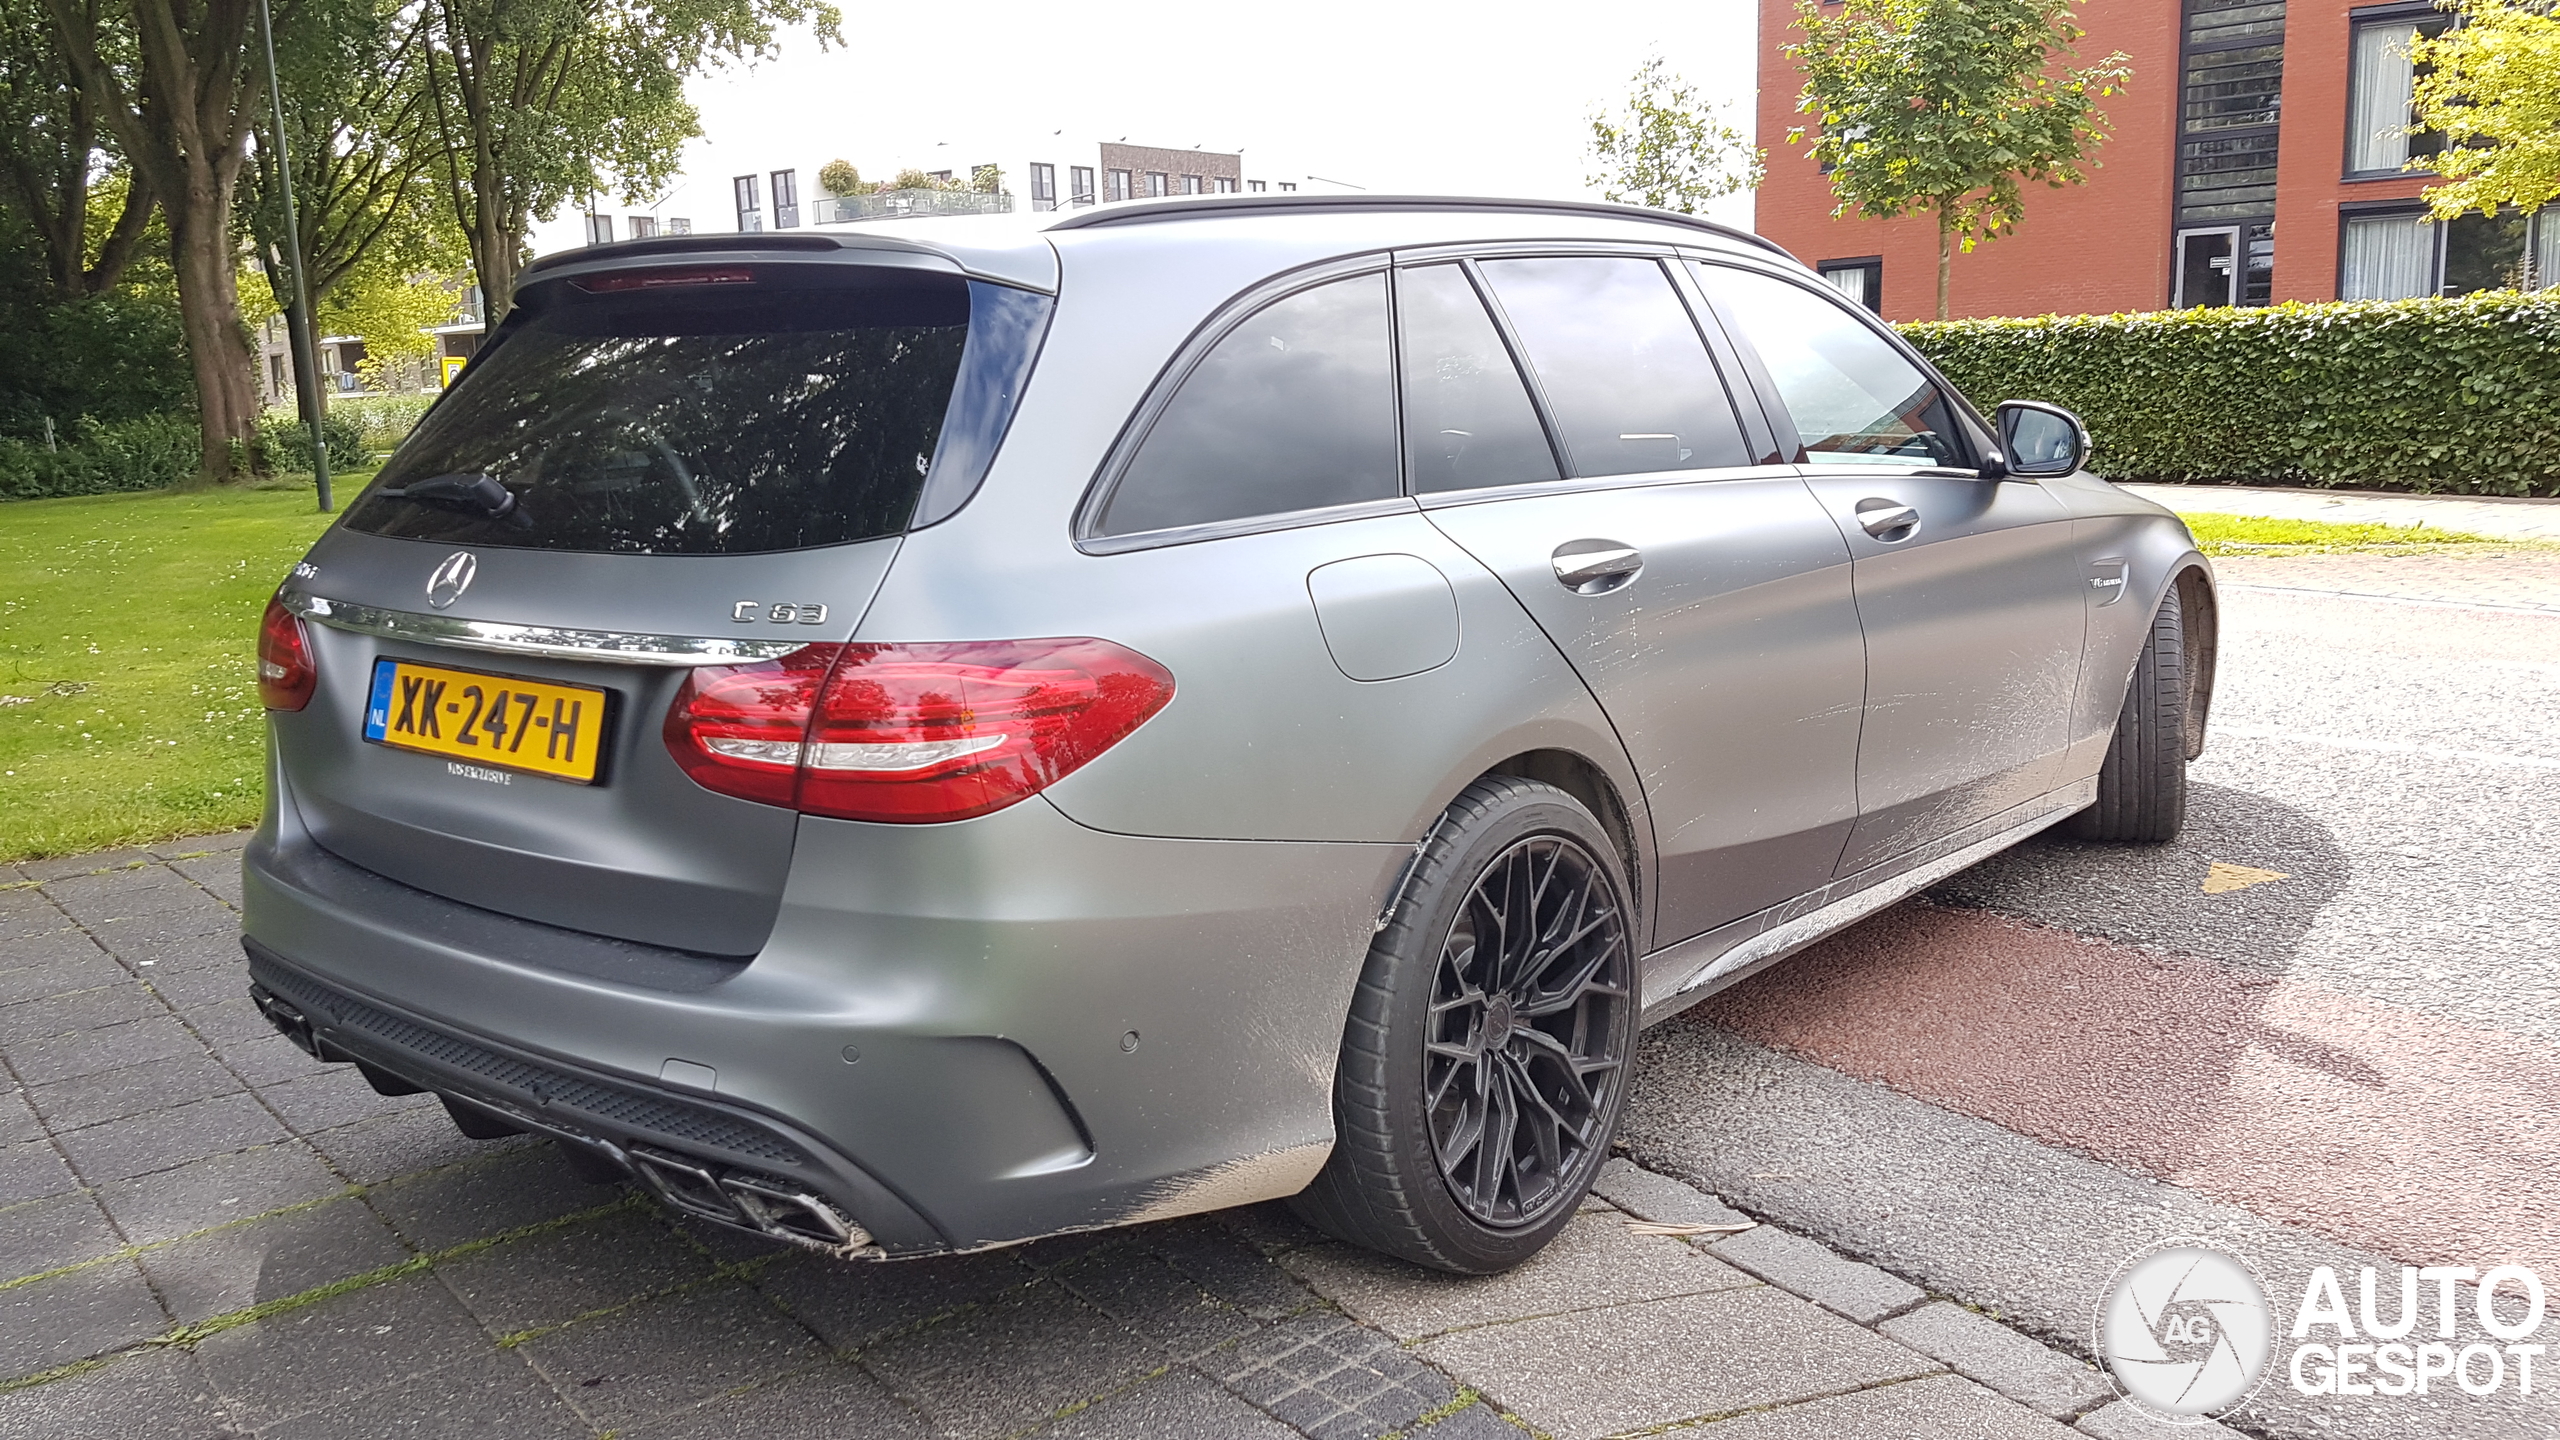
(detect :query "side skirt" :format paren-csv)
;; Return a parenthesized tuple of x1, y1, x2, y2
(1637, 776, 2098, 1027)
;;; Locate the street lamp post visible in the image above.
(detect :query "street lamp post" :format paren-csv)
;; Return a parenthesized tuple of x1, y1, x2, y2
(256, 0, 333, 513)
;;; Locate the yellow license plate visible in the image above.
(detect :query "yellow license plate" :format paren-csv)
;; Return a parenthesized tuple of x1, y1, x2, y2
(363, 658, 609, 783)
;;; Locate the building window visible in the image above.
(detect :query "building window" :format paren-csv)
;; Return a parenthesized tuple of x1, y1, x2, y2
(667, 217, 692, 234)
(628, 215, 658, 239)
(1145, 172, 1168, 197)
(1030, 162, 1057, 211)
(1278, 182, 1296, 192)
(584, 212, 614, 245)
(928, 170, 952, 183)
(771, 169, 799, 228)
(734, 174, 761, 232)
(1816, 258, 1884, 315)
(1070, 166, 1096, 205)
(1181, 175, 1201, 194)
(1106, 169, 1132, 201)
(1216, 177, 1238, 193)
(2346, 12, 2451, 176)
(1248, 179, 1266, 192)
(2341, 208, 2559, 300)
(2169, 0, 2287, 305)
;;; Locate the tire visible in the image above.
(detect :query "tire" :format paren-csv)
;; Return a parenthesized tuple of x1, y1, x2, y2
(2070, 585, 2189, 843)
(1290, 775, 1637, 1273)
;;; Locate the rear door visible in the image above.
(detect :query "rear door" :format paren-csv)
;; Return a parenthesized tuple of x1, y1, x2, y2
(1690, 261, 2086, 875)
(272, 260, 1047, 955)
(1409, 255, 1866, 948)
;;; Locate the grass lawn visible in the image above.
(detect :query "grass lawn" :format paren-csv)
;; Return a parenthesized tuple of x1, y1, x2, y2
(2178, 511, 2497, 555)
(2, 480, 351, 863)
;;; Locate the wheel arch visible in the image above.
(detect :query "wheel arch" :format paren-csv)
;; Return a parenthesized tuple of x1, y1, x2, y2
(1482, 748, 1646, 940)
(2169, 560, 2217, 759)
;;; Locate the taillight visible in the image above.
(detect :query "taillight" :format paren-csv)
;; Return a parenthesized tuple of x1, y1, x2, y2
(662, 639, 1174, 824)
(258, 596, 316, 710)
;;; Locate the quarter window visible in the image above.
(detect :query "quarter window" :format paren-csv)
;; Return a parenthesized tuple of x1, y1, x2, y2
(1099, 273, 1399, 536)
(1397, 265, 1558, 493)
(1693, 263, 1963, 468)
(1473, 256, 1748, 477)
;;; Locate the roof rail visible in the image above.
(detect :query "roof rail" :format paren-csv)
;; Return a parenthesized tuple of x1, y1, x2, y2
(1045, 193, 1793, 259)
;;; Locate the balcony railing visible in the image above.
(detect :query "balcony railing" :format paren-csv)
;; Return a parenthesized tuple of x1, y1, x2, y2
(810, 189, 1015, 223)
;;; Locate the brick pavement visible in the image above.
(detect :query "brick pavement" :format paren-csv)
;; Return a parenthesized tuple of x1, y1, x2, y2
(2210, 551, 2560, 614)
(0, 837, 2207, 1439)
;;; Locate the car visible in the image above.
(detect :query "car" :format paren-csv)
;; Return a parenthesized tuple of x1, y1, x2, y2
(243, 194, 2216, 1274)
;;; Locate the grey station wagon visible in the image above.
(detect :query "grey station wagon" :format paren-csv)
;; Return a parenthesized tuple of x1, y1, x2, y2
(245, 195, 2216, 1273)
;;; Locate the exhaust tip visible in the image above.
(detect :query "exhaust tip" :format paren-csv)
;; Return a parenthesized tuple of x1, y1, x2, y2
(625, 1147, 873, 1254)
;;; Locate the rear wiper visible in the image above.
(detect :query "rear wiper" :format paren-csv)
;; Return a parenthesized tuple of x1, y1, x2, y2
(379, 471, 525, 524)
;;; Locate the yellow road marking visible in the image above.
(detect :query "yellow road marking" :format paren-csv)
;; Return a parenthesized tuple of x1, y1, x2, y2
(2203, 861, 2289, 894)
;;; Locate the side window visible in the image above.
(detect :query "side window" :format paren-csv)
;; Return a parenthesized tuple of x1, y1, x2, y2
(1473, 256, 1750, 478)
(1691, 263, 1963, 468)
(1396, 264, 1559, 493)
(1099, 273, 1398, 537)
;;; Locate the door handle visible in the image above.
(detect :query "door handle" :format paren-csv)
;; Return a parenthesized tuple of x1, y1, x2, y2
(1855, 501, 1921, 541)
(1552, 543, 1643, 594)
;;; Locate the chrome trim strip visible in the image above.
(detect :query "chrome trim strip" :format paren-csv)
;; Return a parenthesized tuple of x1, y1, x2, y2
(279, 592, 808, 667)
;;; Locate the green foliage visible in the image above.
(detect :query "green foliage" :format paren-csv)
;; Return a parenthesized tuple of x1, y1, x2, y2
(818, 158, 861, 196)
(329, 393, 434, 451)
(1788, 0, 2129, 316)
(2409, 0, 2560, 221)
(970, 162, 1003, 194)
(2178, 512, 2492, 553)
(0, 260, 195, 439)
(1587, 57, 1764, 214)
(256, 407, 366, 474)
(0, 415, 200, 500)
(1903, 292, 2560, 496)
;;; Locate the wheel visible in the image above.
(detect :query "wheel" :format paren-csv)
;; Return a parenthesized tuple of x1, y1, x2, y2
(2070, 585, 2189, 843)
(1291, 776, 1637, 1273)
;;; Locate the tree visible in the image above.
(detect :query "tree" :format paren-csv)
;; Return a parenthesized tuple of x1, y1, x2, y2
(43, 0, 279, 480)
(419, 0, 841, 330)
(1787, 0, 2129, 319)
(2408, 0, 2560, 232)
(0, 2, 156, 297)
(817, 157, 859, 196)
(1586, 57, 1764, 215)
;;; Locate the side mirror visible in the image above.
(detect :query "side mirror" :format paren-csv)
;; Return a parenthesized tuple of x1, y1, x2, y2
(1994, 401, 2091, 479)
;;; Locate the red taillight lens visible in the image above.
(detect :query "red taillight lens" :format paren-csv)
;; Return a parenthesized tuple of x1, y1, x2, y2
(258, 597, 316, 711)
(662, 639, 1174, 824)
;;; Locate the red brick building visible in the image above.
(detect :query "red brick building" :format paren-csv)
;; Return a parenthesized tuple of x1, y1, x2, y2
(1753, 0, 2558, 321)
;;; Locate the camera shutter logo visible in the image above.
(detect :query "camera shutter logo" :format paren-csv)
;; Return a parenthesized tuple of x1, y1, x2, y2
(2096, 1239, 2273, 1421)
(426, 552, 478, 610)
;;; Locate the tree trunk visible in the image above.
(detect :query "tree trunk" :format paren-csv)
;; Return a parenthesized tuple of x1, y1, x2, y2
(166, 165, 260, 480)
(1936, 207, 1955, 322)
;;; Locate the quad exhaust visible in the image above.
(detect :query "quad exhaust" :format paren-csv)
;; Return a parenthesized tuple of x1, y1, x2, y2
(624, 1146, 875, 1254)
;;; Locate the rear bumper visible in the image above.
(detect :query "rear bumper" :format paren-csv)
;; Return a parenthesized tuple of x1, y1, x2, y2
(242, 761, 1403, 1253)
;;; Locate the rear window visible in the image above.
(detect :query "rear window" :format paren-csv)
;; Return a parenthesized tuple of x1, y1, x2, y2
(343, 267, 1043, 555)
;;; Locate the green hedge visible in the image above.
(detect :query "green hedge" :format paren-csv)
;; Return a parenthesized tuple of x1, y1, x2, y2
(1901, 291, 2560, 497)
(257, 407, 367, 474)
(328, 393, 436, 453)
(0, 414, 200, 500)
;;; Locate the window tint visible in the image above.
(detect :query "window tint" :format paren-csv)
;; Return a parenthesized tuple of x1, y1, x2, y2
(1396, 264, 1558, 493)
(1099, 273, 1398, 536)
(344, 271, 986, 555)
(1692, 263, 1963, 468)
(1474, 256, 1748, 478)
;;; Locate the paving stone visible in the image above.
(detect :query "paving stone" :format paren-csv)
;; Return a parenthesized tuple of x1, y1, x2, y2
(1149, 1219, 1324, 1320)
(1058, 1248, 1261, 1360)
(0, 1134, 80, 1206)
(1414, 1400, 1529, 1438)
(371, 1145, 622, 1252)
(57, 1091, 290, 1182)
(516, 1282, 827, 1431)
(0, 1345, 235, 1440)
(28, 1050, 245, 1130)
(863, 1279, 1166, 1440)
(179, 994, 288, 1046)
(138, 1194, 414, 1325)
(0, 1258, 171, 1380)
(0, 1084, 39, 1144)
(1220, 1200, 1329, 1255)
(1011, 1226, 1131, 1272)
(42, 864, 194, 903)
(0, 980, 165, 1046)
(19, 851, 157, 882)
(111, 930, 246, 976)
(49, 876, 223, 926)
(9, 1013, 203, 1085)
(2074, 1398, 2246, 1440)
(1709, 1222, 1928, 1324)
(759, 1245, 1030, 1352)
(257, 1065, 438, 1136)
(438, 1206, 719, 1336)
(262, 1348, 586, 1440)
(1881, 1300, 2115, 1420)
(153, 831, 252, 858)
(0, 926, 110, 970)
(142, 959, 258, 1008)
(1699, 1373, 2079, 1438)
(1282, 1211, 1755, 1340)
(78, 905, 238, 951)
(1593, 1156, 1757, 1230)
(0, 1190, 126, 1283)
(1041, 1366, 1300, 1439)
(0, 948, 129, 1006)
(165, 857, 245, 905)
(96, 1140, 347, 1245)
(195, 1271, 490, 1427)
(1199, 1309, 1454, 1440)
(306, 1105, 536, 1187)
(1418, 1286, 1941, 1440)
(0, 898, 77, 945)
(207, 1030, 334, 1088)
(622, 1359, 932, 1440)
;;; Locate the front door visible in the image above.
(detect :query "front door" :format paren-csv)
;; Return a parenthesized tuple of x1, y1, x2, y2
(1400, 255, 1867, 948)
(1691, 261, 2087, 877)
(2174, 227, 2242, 309)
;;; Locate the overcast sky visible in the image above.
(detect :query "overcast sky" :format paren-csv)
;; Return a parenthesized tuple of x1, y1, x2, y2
(529, 0, 1765, 255)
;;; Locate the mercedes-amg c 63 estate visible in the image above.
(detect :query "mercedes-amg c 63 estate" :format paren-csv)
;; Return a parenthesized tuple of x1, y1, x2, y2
(244, 195, 2215, 1273)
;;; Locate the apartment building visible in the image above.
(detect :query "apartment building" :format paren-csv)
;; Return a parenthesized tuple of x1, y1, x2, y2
(1755, 0, 2560, 320)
